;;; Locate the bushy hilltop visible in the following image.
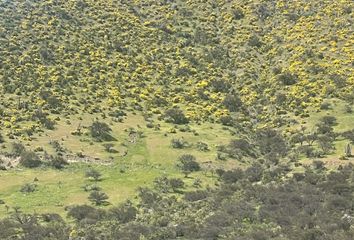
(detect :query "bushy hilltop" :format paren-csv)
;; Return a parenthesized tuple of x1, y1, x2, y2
(0, 0, 353, 134)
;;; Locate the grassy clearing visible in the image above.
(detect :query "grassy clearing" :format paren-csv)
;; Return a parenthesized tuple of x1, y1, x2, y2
(0, 113, 230, 218)
(1, 100, 352, 217)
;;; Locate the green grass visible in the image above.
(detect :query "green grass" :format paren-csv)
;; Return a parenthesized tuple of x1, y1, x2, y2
(0, 113, 229, 218)
(1, 100, 352, 217)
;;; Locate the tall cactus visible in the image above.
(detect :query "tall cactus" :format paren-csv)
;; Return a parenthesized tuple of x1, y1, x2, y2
(345, 143, 352, 157)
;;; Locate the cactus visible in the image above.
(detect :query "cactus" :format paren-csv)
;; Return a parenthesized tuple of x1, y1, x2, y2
(345, 143, 352, 157)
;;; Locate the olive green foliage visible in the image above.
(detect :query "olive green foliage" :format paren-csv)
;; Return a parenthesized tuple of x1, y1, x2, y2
(1, 164, 353, 240)
(0, 0, 353, 238)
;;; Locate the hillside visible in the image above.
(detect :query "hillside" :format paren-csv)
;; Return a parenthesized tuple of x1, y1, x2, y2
(0, 0, 353, 239)
(1, 0, 353, 128)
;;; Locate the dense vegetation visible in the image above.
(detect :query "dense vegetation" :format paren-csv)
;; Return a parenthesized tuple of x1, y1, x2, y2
(0, 0, 353, 133)
(1, 164, 354, 239)
(0, 0, 353, 239)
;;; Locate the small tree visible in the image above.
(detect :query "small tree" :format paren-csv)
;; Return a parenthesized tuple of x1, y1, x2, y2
(317, 135, 335, 154)
(85, 169, 102, 181)
(88, 191, 109, 205)
(90, 121, 112, 141)
(178, 154, 200, 177)
(305, 133, 318, 146)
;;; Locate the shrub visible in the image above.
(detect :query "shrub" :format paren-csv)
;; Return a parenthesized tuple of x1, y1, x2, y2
(222, 94, 242, 112)
(320, 102, 331, 110)
(171, 138, 188, 149)
(178, 154, 200, 177)
(11, 142, 26, 156)
(20, 183, 37, 193)
(88, 191, 109, 205)
(184, 190, 208, 202)
(312, 160, 326, 171)
(255, 128, 288, 157)
(227, 139, 255, 157)
(164, 108, 189, 124)
(42, 118, 56, 130)
(153, 176, 170, 193)
(342, 129, 354, 142)
(67, 205, 100, 221)
(319, 116, 337, 126)
(196, 142, 209, 151)
(85, 169, 102, 181)
(102, 143, 116, 153)
(233, 8, 245, 20)
(20, 151, 42, 168)
(317, 135, 335, 154)
(109, 203, 137, 223)
(138, 187, 160, 206)
(219, 115, 233, 126)
(210, 79, 232, 93)
(277, 72, 298, 85)
(169, 178, 185, 192)
(245, 163, 263, 182)
(344, 104, 352, 113)
(50, 155, 68, 169)
(220, 169, 244, 183)
(83, 184, 102, 192)
(248, 35, 262, 47)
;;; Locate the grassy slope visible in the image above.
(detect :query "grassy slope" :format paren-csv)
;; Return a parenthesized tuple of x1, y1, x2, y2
(0, 113, 235, 217)
(1, 101, 352, 217)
